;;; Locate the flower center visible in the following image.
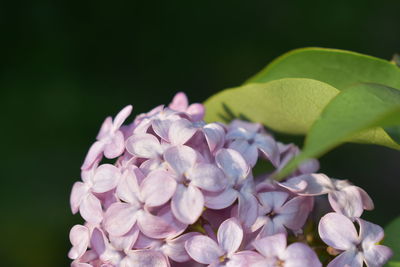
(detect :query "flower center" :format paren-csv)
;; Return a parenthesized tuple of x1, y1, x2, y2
(276, 259, 285, 267)
(219, 255, 228, 263)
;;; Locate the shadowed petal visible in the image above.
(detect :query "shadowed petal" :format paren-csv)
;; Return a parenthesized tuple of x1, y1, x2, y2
(81, 141, 106, 170)
(228, 251, 265, 267)
(363, 245, 392, 267)
(229, 140, 258, 167)
(163, 232, 200, 262)
(327, 250, 363, 267)
(185, 235, 224, 264)
(329, 186, 363, 218)
(277, 196, 312, 230)
(137, 210, 181, 239)
(216, 149, 250, 184)
(104, 131, 125, 158)
(171, 184, 204, 224)
(318, 213, 358, 251)
(218, 218, 243, 256)
(109, 225, 140, 251)
(190, 163, 227, 192)
(187, 103, 205, 121)
(258, 191, 289, 212)
(255, 134, 279, 167)
(169, 119, 197, 145)
(70, 182, 89, 214)
(169, 92, 188, 111)
(238, 192, 258, 229)
(284, 242, 322, 267)
(92, 164, 120, 193)
(141, 170, 177, 207)
(104, 202, 139, 237)
(204, 188, 238, 210)
(357, 187, 374, 210)
(122, 250, 170, 267)
(279, 173, 333, 196)
(252, 234, 286, 259)
(357, 218, 385, 246)
(203, 123, 225, 152)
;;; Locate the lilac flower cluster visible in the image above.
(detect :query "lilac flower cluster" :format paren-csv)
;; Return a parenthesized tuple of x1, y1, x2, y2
(69, 93, 392, 267)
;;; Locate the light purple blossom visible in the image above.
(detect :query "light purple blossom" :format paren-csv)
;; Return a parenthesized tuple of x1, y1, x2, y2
(168, 92, 205, 122)
(279, 173, 374, 218)
(185, 218, 262, 267)
(319, 212, 392, 267)
(252, 233, 321, 267)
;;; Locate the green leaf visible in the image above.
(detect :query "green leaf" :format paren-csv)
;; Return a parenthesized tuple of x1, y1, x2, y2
(204, 78, 339, 134)
(246, 47, 400, 90)
(386, 262, 400, 267)
(281, 83, 400, 177)
(384, 216, 400, 262)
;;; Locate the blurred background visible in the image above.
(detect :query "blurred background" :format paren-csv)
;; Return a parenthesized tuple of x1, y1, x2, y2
(1, 0, 400, 266)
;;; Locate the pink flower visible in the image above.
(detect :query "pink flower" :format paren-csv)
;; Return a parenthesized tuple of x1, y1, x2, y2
(168, 92, 205, 121)
(279, 173, 374, 218)
(319, 212, 392, 267)
(226, 120, 280, 167)
(252, 233, 321, 267)
(82, 105, 133, 170)
(252, 191, 313, 238)
(185, 218, 262, 266)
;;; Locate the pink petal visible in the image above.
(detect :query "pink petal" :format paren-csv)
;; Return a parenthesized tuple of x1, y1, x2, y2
(169, 92, 189, 111)
(229, 140, 258, 167)
(90, 228, 106, 256)
(109, 225, 140, 251)
(104, 202, 139, 237)
(318, 213, 358, 251)
(68, 225, 90, 259)
(229, 251, 265, 267)
(91, 164, 120, 193)
(137, 210, 181, 239)
(328, 186, 363, 218)
(104, 131, 125, 158)
(168, 119, 198, 145)
(279, 173, 333, 196)
(153, 118, 174, 141)
(171, 184, 204, 224)
(164, 145, 197, 176)
(284, 242, 322, 267)
(81, 141, 106, 170)
(97, 116, 113, 140)
(327, 250, 363, 267)
(140, 170, 177, 207)
(80, 193, 103, 224)
(185, 235, 224, 264)
(125, 134, 162, 158)
(122, 250, 170, 267)
(163, 232, 200, 262)
(116, 168, 141, 204)
(238, 192, 258, 229)
(253, 233, 287, 258)
(113, 105, 133, 130)
(216, 148, 250, 184)
(70, 182, 89, 214)
(217, 218, 243, 256)
(189, 163, 227, 192)
(203, 123, 225, 152)
(363, 245, 393, 267)
(357, 186, 374, 210)
(204, 188, 239, 209)
(187, 103, 205, 121)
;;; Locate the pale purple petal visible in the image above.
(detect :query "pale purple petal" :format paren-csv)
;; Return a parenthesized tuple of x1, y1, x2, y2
(122, 250, 170, 267)
(318, 212, 358, 251)
(255, 134, 279, 166)
(252, 234, 286, 259)
(157, 205, 188, 237)
(277, 196, 312, 230)
(70, 182, 89, 214)
(298, 158, 320, 174)
(90, 228, 106, 256)
(284, 242, 322, 267)
(153, 118, 174, 141)
(187, 103, 205, 121)
(163, 232, 200, 262)
(91, 164, 120, 193)
(228, 251, 265, 267)
(216, 149, 250, 184)
(68, 225, 90, 259)
(218, 218, 243, 256)
(203, 123, 225, 152)
(109, 225, 140, 251)
(257, 217, 286, 237)
(164, 145, 197, 176)
(204, 188, 239, 209)
(113, 105, 133, 130)
(357, 218, 384, 246)
(104, 131, 125, 158)
(169, 119, 197, 145)
(238, 192, 258, 229)
(328, 186, 363, 218)
(169, 92, 188, 111)
(125, 134, 162, 158)
(258, 191, 289, 213)
(81, 141, 106, 170)
(279, 173, 333, 196)
(171, 184, 204, 224)
(357, 187, 374, 210)
(229, 140, 258, 167)
(185, 235, 224, 264)
(116, 168, 141, 204)
(137, 210, 182, 239)
(97, 116, 113, 140)
(363, 245, 393, 267)
(189, 163, 227, 192)
(104, 202, 139, 237)
(80, 193, 103, 224)
(140, 170, 177, 207)
(327, 250, 363, 267)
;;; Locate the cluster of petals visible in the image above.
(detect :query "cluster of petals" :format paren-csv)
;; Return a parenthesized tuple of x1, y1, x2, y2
(69, 92, 392, 267)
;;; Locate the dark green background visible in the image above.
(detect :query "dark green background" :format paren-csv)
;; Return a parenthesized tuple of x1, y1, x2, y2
(1, 1, 400, 266)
